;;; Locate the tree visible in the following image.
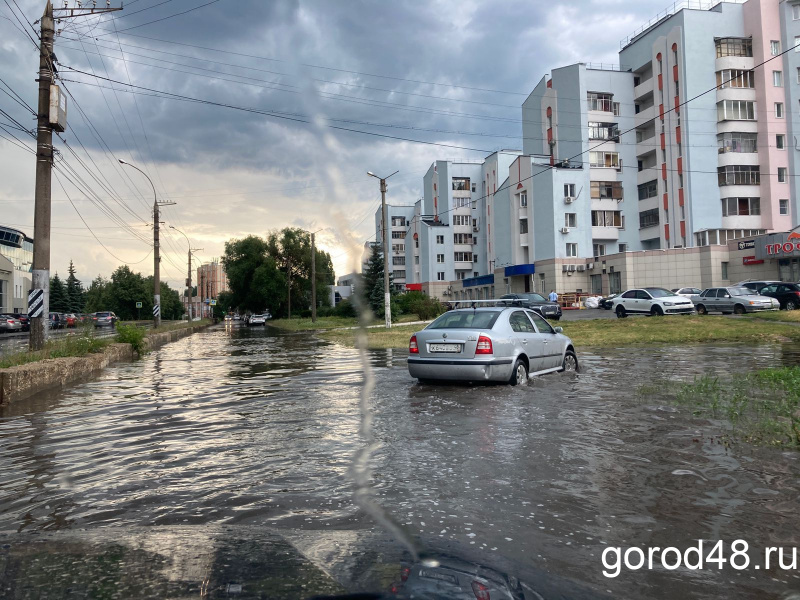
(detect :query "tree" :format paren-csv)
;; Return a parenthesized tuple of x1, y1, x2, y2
(361, 243, 393, 317)
(222, 235, 284, 314)
(213, 290, 234, 319)
(107, 266, 150, 320)
(145, 277, 184, 320)
(84, 275, 109, 313)
(49, 273, 69, 312)
(65, 260, 85, 313)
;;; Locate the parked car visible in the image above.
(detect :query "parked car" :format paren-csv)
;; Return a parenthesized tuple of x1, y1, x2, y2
(11, 313, 29, 331)
(92, 311, 118, 327)
(499, 293, 562, 320)
(598, 293, 619, 310)
(407, 306, 577, 385)
(48, 312, 62, 329)
(756, 282, 800, 310)
(735, 280, 781, 293)
(0, 314, 22, 333)
(64, 313, 79, 328)
(612, 288, 696, 318)
(672, 287, 703, 298)
(693, 287, 780, 315)
(248, 314, 267, 326)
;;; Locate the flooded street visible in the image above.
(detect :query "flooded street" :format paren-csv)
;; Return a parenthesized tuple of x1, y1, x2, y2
(1, 325, 799, 599)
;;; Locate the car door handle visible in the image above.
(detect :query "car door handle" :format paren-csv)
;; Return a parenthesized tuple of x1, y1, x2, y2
(521, 339, 527, 344)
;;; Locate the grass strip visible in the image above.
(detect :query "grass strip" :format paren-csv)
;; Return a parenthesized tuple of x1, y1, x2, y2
(0, 330, 110, 369)
(269, 314, 422, 332)
(320, 315, 800, 349)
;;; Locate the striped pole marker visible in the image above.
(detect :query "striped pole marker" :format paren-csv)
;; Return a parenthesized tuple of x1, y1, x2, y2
(28, 289, 44, 318)
(153, 304, 160, 317)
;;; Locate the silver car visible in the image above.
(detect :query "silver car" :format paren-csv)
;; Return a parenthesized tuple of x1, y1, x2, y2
(0, 314, 22, 333)
(407, 307, 577, 385)
(693, 286, 780, 315)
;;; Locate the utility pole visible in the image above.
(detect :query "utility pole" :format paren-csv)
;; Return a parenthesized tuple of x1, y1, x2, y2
(169, 225, 200, 321)
(28, 1, 122, 350)
(311, 232, 316, 323)
(367, 170, 398, 329)
(120, 160, 174, 328)
(287, 257, 292, 319)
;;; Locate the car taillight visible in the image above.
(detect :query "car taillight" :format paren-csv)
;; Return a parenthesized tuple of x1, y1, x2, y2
(471, 580, 490, 600)
(409, 335, 419, 354)
(400, 566, 410, 582)
(475, 335, 493, 354)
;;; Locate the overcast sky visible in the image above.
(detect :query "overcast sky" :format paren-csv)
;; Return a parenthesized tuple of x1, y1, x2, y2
(1, 0, 666, 287)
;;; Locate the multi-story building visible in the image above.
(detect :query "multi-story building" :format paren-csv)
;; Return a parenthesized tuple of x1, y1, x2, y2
(0, 225, 33, 312)
(374, 205, 415, 291)
(196, 261, 228, 317)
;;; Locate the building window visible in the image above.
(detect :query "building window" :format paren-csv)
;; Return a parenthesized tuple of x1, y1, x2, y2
(637, 180, 658, 200)
(721, 197, 760, 216)
(587, 122, 618, 140)
(455, 272, 465, 280)
(591, 180, 623, 199)
(391, 216, 406, 227)
(436, 254, 445, 263)
(716, 100, 756, 121)
(589, 151, 620, 168)
(778, 167, 788, 182)
(454, 252, 473, 262)
(436, 235, 444, 244)
(587, 92, 613, 112)
(452, 177, 470, 191)
(519, 192, 527, 207)
(771, 40, 781, 55)
(564, 183, 576, 198)
(519, 219, 528, 234)
(715, 37, 753, 58)
(780, 199, 789, 215)
(453, 215, 470, 226)
(716, 69, 755, 89)
(721, 262, 729, 280)
(776, 102, 784, 118)
(392, 244, 404, 253)
(639, 208, 660, 229)
(591, 210, 622, 227)
(774, 71, 783, 87)
(795, 4, 800, 19)
(593, 243, 606, 257)
(717, 132, 757, 153)
(437, 272, 445, 281)
(613, 102, 621, 116)
(392, 256, 405, 265)
(777, 134, 786, 149)
(717, 165, 760, 186)
(566, 243, 578, 257)
(565, 213, 577, 228)
(453, 233, 473, 244)
(391, 231, 405, 239)
(619, 243, 628, 252)
(393, 270, 406, 279)
(471, 183, 476, 192)
(797, 67, 800, 83)
(415, 255, 420, 264)
(795, 35, 800, 50)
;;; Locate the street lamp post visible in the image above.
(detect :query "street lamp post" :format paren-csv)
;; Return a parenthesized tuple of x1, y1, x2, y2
(119, 160, 174, 327)
(367, 170, 398, 329)
(169, 225, 201, 321)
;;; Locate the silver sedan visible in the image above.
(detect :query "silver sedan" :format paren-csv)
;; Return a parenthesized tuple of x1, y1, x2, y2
(693, 286, 780, 315)
(407, 307, 577, 385)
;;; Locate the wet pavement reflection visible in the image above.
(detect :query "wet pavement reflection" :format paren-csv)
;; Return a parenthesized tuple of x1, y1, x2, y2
(1, 324, 799, 599)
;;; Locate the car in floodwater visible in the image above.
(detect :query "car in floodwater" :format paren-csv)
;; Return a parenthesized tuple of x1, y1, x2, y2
(692, 286, 780, 315)
(407, 306, 577, 385)
(612, 288, 695, 318)
(248, 314, 268, 326)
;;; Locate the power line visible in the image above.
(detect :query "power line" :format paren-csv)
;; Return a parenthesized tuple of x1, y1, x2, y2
(96, 0, 221, 35)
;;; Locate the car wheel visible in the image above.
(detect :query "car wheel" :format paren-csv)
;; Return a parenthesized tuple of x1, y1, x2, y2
(615, 305, 627, 319)
(509, 358, 528, 386)
(696, 304, 707, 315)
(786, 300, 798, 311)
(733, 304, 746, 315)
(561, 350, 578, 373)
(650, 305, 664, 317)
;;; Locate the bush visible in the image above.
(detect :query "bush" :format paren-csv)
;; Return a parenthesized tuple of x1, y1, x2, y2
(333, 299, 357, 318)
(116, 323, 147, 355)
(397, 291, 425, 314)
(409, 295, 445, 320)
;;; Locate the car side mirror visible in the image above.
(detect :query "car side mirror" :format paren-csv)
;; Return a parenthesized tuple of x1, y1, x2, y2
(554, 326, 563, 333)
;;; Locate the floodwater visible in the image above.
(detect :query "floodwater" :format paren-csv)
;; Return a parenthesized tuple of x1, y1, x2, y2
(1, 325, 799, 599)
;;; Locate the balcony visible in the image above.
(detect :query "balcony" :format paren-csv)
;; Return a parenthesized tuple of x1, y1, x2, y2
(592, 226, 620, 241)
(634, 104, 655, 129)
(455, 261, 473, 270)
(634, 77, 653, 101)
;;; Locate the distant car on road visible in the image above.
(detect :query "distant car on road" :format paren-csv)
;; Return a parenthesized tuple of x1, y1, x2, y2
(612, 288, 695, 318)
(92, 311, 118, 327)
(64, 313, 79, 328)
(499, 293, 562, 320)
(0, 314, 22, 333)
(693, 287, 780, 315)
(48, 312, 63, 329)
(407, 306, 577, 385)
(248, 314, 267, 326)
(11, 313, 29, 331)
(756, 282, 800, 310)
(672, 287, 703, 298)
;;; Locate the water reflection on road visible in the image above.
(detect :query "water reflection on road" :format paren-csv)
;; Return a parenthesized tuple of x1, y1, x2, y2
(1, 324, 799, 599)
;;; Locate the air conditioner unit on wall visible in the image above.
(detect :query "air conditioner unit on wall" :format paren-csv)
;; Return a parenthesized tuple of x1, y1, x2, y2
(568, 264, 576, 272)
(577, 265, 586, 272)
(564, 196, 574, 204)
(560, 227, 570, 234)
(562, 265, 568, 272)
(587, 263, 594, 270)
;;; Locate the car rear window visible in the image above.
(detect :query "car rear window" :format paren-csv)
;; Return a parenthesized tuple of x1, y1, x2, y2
(96, 312, 110, 317)
(428, 311, 500, 330)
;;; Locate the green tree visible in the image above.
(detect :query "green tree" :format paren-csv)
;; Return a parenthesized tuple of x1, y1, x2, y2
(145, 277, 184, 320)
(213, 290, 234, 319)
(108, 266, 150, 320)
(361, 243, 393, 317)
(84, 275, 109, 313)
(49, 273, 69, 312)
(65, 260, 85, 313)
(222, 235, 283, 314)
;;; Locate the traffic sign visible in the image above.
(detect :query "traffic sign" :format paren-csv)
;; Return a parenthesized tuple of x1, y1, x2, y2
(210, 299, 217, 306)
(136, 301, 143, 308)
(153, 304, 160, 317)
(28, 289, 44, 318)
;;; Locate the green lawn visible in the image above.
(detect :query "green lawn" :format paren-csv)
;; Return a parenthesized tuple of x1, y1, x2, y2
(745, 310, 800, 324)
(320, 315, 800, 349)
(269, 314, 423, 332)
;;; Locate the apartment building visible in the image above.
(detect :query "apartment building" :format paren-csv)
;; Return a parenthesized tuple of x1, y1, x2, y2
(374, 205, 415, 291)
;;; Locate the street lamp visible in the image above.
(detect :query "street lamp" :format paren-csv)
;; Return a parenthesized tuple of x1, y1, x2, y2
(367, 170, 398, 329)
(119, 159, 174, 327)
(169, 225, 201, 321)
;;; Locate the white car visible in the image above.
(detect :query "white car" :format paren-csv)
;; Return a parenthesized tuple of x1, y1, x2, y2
(612, 287, 696, 318)
(248, 314, 267, 326)
(672, 287, 702, 299)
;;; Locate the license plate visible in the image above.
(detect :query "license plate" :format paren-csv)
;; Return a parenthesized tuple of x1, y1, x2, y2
(429, 343, 460, 353)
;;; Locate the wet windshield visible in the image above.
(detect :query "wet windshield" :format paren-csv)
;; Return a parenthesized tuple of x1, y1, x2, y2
(644, 288, 678, 298)
(427, 310, 501, 329)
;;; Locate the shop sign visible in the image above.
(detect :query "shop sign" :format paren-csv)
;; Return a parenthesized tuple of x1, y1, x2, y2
(755, 231, 800, 259)
(742, 256, 764, 265)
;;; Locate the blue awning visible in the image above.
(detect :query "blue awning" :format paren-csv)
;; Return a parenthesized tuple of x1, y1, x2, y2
(462, 274, 495, 288)
(504, 263, 536, 276)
